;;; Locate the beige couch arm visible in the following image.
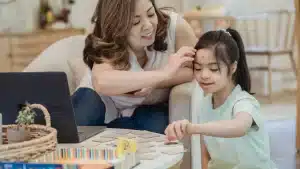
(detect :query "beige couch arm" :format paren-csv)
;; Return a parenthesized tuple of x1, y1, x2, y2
(169, 82, 194, 122)
(169, 81, 203, 169)
(169, 81, 195, 169)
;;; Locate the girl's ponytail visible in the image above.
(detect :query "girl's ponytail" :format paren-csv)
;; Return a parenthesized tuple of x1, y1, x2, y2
(226, 28, 251, 93)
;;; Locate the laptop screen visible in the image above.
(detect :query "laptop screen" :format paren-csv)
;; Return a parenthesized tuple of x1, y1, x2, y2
(0, 72, 79, 143)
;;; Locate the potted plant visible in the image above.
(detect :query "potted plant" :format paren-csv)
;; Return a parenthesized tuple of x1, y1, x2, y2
(7, 102, 36, 143)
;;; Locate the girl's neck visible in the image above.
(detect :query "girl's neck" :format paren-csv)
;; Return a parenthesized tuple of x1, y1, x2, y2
(212, 82, 236, 109)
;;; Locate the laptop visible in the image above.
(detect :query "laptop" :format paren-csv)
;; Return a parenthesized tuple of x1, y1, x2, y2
(0, 72, 106, 143)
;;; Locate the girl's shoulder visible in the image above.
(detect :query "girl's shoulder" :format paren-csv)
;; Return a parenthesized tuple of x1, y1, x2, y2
(230, 85, 260, 108)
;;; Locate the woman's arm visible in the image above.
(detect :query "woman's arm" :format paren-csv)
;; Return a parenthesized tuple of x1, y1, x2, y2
(92, 53, 193, 96)
(92, 63, 168, 96)
(188, 112, 253, 138)
(155, 16, 197, 89)
(201, 136, 210, 169)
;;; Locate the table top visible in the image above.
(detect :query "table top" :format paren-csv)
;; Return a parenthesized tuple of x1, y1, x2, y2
(59, 128, 184, 169)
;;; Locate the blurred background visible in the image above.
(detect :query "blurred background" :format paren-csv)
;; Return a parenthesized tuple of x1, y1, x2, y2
(0, 0, 299, 169)
(0, 0, 297, 97)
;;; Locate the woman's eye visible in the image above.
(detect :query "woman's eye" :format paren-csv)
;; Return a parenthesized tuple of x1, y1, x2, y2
(133, 20, 140, 25)
(211, 69, 219, 72)
(194, 68, 202, 71)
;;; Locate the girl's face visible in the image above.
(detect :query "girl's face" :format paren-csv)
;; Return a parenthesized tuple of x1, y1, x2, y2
(193, 49, 236, 94)
(127, 0, 158, 51)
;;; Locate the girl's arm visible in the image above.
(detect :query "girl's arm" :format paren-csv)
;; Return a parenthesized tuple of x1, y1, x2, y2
(201, 136, 210, 169)
(188, 112, 254, 138)
(155, 16, 197, 89)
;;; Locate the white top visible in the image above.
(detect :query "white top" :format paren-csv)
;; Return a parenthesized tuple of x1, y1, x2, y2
(198, 85, 277, 169)
(78, 11, 182, 123)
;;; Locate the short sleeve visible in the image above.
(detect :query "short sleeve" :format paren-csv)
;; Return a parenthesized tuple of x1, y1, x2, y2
(233, 98, 262, 131)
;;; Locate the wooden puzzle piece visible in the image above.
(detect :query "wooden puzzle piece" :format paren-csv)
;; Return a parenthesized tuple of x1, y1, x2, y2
(114, 129, 132, 135)
(116, 137, 137, 156)
(139, 133, 161, 139)
(160, 147, 185, 155)
(164, 140, 179, 145)
(147, 136, 166, 143)
(138, 153, 158, 160)
(92, 137, 114, 143)
(137, 142, 155, 149)
(124, 134, 137, 139)
(137, 147, 156, 154)
(101, 133, 119, 139)
(129, 130, 149, 136)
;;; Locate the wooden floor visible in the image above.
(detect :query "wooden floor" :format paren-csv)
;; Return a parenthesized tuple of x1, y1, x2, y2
(297, 156, 300, 169)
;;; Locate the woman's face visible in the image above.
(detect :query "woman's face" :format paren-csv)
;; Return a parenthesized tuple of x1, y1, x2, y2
(127, 0, 158, 51)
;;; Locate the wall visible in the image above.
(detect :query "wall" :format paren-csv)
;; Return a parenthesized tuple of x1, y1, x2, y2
(69, 0, 183, 33)
(0, 0, 297, 94)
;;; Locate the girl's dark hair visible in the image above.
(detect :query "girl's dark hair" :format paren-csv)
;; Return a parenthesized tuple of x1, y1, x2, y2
(194, 28, 252, 93)
(83, 0, 170, 70)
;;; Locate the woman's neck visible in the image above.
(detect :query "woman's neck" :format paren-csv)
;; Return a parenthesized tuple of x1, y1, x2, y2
(212, 82, 236, 109)
(130, 47, 146, 59)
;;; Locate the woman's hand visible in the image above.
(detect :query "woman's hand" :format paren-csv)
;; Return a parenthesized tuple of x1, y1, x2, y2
(164, 119, 192, 141)
(162, 46, 196, 78)
(133, 87, 153, 97)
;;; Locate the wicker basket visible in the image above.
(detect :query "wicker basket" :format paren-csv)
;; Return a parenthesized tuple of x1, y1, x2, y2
(0, 103, 57, 162)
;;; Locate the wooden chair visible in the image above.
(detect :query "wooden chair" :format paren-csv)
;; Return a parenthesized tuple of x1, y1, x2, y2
(5, 28, 85, 72)
(235, 10, 296, 101)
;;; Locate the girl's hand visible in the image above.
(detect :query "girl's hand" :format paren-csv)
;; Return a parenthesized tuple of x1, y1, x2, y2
(133, 87, 153, 97)
(162, 46, 196, 78)
(165, 119, 191, 141)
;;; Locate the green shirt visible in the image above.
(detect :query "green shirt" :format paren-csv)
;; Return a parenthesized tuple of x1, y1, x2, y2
(198, 85, 277, 169)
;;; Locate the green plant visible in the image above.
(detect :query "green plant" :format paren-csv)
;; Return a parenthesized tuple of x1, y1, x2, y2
(15, 102, 36, 126)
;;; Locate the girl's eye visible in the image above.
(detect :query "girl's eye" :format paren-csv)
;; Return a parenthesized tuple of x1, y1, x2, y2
(148, 13, 155, 17)
(194, 68, 202, 71)
(211, 69, 219, 72)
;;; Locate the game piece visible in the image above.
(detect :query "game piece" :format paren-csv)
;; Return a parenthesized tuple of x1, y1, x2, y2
(92, 137, 114, 143)
(137, 147, 156, 154)
(138, 153, 158, 160)
(129, 130, 149, 136)
(164, 140, 179, 145)
(160, 147, 186, 155)
(101, 134, 118, 139)
(147, 137, 166, 143)
(139, 133, 161, 139)
(138, 142, 155, 149)
(114, 129, 132, 135)
(124, 134, 137, 139)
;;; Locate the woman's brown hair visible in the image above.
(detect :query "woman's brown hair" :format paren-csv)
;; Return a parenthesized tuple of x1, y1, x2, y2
(83, 0, 170, 70)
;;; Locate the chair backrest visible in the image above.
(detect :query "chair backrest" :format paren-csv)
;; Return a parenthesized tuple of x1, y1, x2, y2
(6, 28, 85, 72)
(184, 12, 236, 38)
(23, 35, 89, 94)
(234, 10, 295, 51)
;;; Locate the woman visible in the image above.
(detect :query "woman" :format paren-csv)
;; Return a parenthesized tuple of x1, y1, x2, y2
(72, 0, 197, 134)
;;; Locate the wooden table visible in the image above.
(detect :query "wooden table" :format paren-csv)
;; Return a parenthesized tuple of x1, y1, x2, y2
(59, 128, 184, 169)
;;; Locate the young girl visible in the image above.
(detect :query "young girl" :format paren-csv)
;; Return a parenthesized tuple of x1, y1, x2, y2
(165, 28, 277, 169)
